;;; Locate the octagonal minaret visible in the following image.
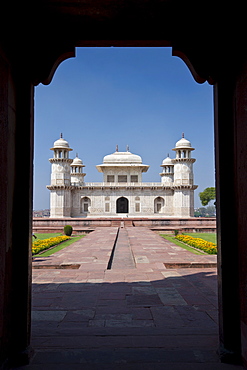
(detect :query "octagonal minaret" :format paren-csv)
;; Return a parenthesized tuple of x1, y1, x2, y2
(47, 134, 73, 217)
(172, 133, 196, 186)
(49, 133, 73, 187)
(160, 154, 174, 184)
(71, 154, 86, 186)
(172, 134, 197, 217)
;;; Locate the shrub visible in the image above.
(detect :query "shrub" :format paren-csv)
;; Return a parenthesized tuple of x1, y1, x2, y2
(174, 229, 179, 236)
(64, 225, 73, 236)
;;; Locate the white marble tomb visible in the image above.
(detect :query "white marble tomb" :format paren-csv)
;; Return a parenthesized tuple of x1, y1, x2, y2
(47, 134, 197, 218)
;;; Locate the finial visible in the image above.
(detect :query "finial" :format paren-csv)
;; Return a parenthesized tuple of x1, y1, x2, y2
(126, 145, 129, 152)
(182, 132, 184, 138)
(116, 145, 119, 152)
(167, 153, 170, 157)
(60, 133, 63, 138)
(76, 152, 78, 157)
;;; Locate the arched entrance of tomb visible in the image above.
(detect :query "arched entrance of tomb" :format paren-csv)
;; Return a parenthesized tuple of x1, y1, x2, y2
(81, 197, 91, 214)
(116, 197, 129, 213)
(154, 197, 164, 213)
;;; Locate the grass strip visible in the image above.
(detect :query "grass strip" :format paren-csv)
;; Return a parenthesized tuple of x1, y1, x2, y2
(160, 234, 205, 255)
(32, 233, 62, 241)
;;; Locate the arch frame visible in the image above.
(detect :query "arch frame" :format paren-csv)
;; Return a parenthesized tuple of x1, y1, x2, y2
(154, 196, 165, 214)
(116, 196, 129, 214)
(81, 196, 91, 213)
(1, 1, 247, 367)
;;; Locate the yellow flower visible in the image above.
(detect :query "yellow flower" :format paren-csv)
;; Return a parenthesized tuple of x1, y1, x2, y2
(175, 235, 217, 254)
(32, 235, 70, 255)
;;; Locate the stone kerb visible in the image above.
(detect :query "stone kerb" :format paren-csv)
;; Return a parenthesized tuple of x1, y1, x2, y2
(32, 217, 216, 234)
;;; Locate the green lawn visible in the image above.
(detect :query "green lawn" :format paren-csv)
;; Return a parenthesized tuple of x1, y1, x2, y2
(32, 232, 62, 241)
(160, 234, 205, 255)
(32, 233, 85, 257)
(184, 233, 217, 244)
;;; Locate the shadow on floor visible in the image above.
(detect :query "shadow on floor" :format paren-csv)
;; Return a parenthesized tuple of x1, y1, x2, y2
(15, 269, 243, 369)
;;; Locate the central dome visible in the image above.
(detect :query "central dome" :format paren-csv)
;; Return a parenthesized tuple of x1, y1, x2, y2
(103, 151, 142, 164)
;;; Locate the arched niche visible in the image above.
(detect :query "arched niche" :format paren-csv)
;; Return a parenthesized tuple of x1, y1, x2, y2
(116, 197, 129, 213)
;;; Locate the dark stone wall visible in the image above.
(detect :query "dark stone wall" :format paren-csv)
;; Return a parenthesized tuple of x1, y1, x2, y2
(0, 46, 33, 367)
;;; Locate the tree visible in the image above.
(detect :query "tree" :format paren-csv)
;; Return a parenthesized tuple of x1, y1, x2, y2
(199, 187, 216, 206)
(194, 207, 207, 217)
(194, 206, 216, 217)
(206, 205, 216, 217)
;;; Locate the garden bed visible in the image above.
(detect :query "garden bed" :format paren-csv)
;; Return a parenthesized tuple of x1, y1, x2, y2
(32, 235, 70, 255)
(175, 234, 217, 254)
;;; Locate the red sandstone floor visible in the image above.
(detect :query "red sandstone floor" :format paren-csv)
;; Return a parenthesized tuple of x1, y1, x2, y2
(16, 227, 243, 369)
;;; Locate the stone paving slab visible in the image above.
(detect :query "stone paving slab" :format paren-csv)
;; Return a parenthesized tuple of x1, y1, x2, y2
(32, 227, 119, 270)
(16, 227, 244, 369)
(16, 362, 244, 370)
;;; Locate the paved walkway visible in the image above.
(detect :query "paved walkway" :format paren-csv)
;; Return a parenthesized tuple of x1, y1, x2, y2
(17, 227, 243, 369)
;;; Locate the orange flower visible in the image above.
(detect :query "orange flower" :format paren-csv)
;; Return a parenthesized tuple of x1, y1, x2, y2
(175, 235, 217, 254)
(32, 236, 70, 255)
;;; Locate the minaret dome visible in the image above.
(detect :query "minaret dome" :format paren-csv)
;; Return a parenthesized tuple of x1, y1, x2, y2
(71, 154, 86, 185)
(50, 133, 72, 159)
(172, 133, 194, 159)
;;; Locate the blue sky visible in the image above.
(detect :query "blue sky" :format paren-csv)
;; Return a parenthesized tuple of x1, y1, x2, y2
(34, 47, 214, 210)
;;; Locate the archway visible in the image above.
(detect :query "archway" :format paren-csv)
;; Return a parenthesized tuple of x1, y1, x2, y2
(81, 196, 91, 213)
(1, 3, 246, 365)
(154, 196, 164, 213)
(116, 197, 129, 213)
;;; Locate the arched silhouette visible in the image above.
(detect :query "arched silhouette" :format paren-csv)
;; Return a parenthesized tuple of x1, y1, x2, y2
(116, 197, 129, 213)
(154, 196, 164, 213)
(81, 196, 91, 213)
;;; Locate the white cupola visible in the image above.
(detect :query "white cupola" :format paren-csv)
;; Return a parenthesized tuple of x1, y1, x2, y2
(71, 154, 86, 186)
(50, 133, 73, 159)
(172, 132, 195, 159)
(160, 154, 174, 184)
(49, 134, 73, 186)
(172, 133, 196, 186)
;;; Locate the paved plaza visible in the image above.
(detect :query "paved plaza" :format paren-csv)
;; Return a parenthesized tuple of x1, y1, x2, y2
(17, 227, 243, 369)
